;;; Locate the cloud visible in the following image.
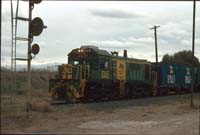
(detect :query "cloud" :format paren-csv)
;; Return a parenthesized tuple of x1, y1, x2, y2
(89, 8, 143, 19)
(2, 10, 10, 23)
(55, 40, 65, 46)
(1, 1, 200, 67)
(88, 36, 155, 49)
(159, 22, 190, 39)
(181, 38, 200, 47)
(86, 36, 158, 61)
(181, 39, 191, 46)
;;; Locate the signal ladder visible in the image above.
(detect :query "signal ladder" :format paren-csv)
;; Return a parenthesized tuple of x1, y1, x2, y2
(5, 0, 30, 109)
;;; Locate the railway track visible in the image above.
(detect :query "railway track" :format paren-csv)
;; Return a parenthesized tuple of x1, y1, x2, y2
(50, 91, 200, 105)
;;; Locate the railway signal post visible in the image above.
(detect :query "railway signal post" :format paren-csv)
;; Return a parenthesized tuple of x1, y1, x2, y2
(27, 0, 46, 117)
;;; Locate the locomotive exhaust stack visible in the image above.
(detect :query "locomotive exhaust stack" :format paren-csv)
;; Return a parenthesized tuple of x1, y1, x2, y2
(123, 50, 127, 58)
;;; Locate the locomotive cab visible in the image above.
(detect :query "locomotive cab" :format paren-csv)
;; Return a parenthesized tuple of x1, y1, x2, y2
(57, 46, 102, 81)
(49, 45, 111, 102)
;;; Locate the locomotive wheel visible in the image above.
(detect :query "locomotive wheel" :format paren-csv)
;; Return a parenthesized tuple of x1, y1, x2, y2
(125, 85, 132, 98)
(65, 89, 76, 103)
(131, 89, 137, 98)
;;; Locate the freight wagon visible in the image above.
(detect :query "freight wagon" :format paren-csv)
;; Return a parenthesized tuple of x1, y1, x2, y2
(152, 63, 200, 95)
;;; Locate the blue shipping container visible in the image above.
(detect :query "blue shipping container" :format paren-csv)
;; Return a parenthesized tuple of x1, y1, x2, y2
(180, 65, 192, 89)
(161, 64, 180, 87)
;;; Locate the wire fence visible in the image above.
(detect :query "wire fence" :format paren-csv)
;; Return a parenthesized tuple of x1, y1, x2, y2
(1, 66, 58, 112)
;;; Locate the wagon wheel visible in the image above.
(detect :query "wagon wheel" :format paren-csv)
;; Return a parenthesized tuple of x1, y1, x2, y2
(164, 88, 169, 96)
(143, 89, 151, 97)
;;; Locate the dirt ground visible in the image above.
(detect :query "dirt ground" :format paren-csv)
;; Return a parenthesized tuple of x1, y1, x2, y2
(1, 91, 200, 135)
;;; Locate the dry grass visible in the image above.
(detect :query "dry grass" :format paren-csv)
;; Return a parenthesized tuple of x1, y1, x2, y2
(31, 101, 52, 113)
(1, 71, 50, 94)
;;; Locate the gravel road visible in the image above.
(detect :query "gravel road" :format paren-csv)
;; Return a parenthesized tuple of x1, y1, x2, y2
(1, 92, 199, 134)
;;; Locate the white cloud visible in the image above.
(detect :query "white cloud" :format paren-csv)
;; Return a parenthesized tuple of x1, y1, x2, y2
(89, 8, 145, 19)
(181, 39, 191, 46)
(160, 22, 190, 40)
(88, 36, 154, 49)
(2, 10, 10, 23)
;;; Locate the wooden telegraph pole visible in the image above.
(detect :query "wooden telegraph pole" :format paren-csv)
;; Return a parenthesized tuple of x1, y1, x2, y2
(150, 25, 160, 96)
(150, 25, 160, 65)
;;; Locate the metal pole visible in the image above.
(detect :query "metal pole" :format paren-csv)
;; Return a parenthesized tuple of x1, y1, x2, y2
(191, 0, 196, 108)
(14, 0, 20, 92)
(26, 0, 33, 115)
(10, 0, 14, 91)
(0, 0, 2, 91)
(155, 26, 158, 64)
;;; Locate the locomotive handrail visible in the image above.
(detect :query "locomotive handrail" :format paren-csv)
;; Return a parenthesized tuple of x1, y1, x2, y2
(76, 64, 90, 80)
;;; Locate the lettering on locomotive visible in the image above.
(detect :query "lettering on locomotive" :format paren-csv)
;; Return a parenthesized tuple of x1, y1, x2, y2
(116, 60, 126, 80)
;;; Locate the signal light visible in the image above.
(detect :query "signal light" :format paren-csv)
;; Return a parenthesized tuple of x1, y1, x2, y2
(22, 0, 42, 4)
(30, 17, 45, 36)
(29, 0, 47, 57)
(31, 44, 40, 55)
(33, 0, 42, 4)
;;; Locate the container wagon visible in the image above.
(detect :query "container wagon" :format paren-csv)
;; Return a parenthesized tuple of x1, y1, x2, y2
(151, 63, 195, 95)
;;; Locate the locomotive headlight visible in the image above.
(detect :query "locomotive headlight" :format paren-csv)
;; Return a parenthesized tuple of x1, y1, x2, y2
(77, 49, 84, 53)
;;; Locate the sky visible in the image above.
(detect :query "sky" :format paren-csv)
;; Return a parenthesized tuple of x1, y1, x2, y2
(1, 1, 200, 69)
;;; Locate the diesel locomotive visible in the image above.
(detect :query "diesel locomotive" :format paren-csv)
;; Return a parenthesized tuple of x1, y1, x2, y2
(49, 45, 200, 103)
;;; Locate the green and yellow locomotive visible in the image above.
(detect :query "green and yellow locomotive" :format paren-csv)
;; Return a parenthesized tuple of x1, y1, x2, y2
(49, 45, 153, 102)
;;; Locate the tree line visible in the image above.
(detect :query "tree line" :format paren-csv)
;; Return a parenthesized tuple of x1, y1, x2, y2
(161, 50, 200, 67)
